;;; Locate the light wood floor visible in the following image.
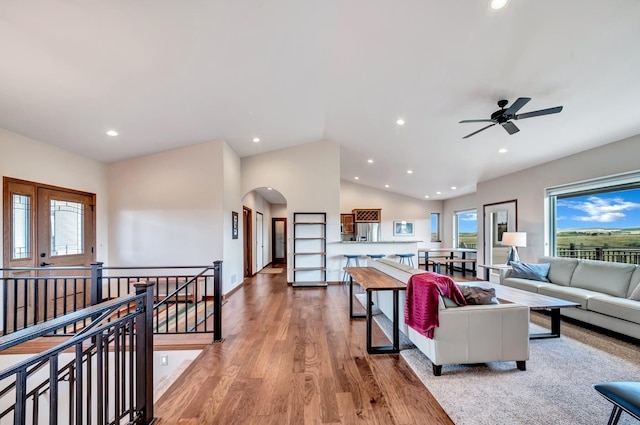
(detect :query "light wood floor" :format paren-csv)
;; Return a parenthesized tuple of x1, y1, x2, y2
(153, 266, 477, 424)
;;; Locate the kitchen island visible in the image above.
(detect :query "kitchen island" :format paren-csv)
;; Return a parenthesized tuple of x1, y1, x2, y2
(334, 240, 422, 266)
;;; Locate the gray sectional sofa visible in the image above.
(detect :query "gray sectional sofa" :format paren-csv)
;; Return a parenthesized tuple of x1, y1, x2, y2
(502, 256, 640, 340)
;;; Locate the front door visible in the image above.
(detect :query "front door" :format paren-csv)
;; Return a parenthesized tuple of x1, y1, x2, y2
(3, 178, 96, 331)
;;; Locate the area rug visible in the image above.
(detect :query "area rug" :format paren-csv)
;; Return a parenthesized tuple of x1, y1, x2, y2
(368, 304, 640, 425)
(406, 321, 640, 424)
(258, 267, 283, 274)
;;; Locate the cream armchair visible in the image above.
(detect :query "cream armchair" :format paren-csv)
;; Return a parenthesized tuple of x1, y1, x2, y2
(370, 259, 530, 376)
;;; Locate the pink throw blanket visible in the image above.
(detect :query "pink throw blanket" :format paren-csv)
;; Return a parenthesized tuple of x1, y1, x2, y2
(404, 272, 467, 338)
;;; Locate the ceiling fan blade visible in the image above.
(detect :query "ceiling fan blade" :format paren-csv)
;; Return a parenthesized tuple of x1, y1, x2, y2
(502, 121, 520, 135)
(515, 106, 563, 120)
(459, 119, 496, 124)
(504, 97, 531, 116)
(462, 123, 496, 139)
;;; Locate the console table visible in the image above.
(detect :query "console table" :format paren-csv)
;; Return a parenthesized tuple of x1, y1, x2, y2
(345, 266, 405, 354)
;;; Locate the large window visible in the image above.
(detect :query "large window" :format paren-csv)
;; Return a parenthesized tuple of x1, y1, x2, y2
(547, 171, 640, 264)
(454, 209, 477, 249)
(430, 213, 440, 242)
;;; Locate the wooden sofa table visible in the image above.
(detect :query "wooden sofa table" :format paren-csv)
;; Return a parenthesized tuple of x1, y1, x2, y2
(468, 281, 580, 339)
(345, 266, 406, 354)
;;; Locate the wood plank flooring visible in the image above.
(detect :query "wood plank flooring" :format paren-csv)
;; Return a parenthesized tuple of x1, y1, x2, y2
(153, 267, 465, 424)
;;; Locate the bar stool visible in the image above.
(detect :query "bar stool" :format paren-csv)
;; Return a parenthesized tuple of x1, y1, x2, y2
(342, 254, 361, 284)
(396, 253, 415, 267)
(366, 254, 385, 266)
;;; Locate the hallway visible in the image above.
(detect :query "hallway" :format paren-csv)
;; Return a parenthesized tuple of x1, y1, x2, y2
(154, 268, 453, 424)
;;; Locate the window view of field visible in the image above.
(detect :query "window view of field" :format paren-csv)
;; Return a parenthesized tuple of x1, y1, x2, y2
(456, 211, 477, 248)
(556, 187, 640, 263)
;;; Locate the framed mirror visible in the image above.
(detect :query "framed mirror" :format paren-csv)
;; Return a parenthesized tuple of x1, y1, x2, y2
(483, 199, 518, 269)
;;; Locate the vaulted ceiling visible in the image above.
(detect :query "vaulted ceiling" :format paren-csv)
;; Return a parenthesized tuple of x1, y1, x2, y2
(1, 1, 639, 200)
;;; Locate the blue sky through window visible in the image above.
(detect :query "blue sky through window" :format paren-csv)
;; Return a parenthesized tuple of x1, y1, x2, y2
(557, 188, 640, 230)
(458, 212, 477, 233)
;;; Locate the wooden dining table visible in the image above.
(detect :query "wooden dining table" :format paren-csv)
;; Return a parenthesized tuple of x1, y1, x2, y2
(419, 248, 477, 275)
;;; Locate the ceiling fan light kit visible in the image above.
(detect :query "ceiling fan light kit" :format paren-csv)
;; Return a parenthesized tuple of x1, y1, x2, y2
(459, 97, 563, 139)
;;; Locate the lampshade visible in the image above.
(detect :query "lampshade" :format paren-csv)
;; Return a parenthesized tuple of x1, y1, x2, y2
(501, 232, 527, 247)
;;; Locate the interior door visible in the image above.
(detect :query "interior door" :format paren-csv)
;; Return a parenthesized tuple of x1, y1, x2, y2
(272, 218, 286, 265)
(256, 212, 264, 270)
(3, 178, 96, 331)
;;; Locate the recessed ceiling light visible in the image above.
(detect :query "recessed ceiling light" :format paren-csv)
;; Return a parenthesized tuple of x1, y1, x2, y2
(354, 176, 359, 180)
(451, 186, 457, 190)
(267, 187, 273, 190)
(424, 195, 430, 199)
(407, 169, 413, 174)
(368, 159, 374, 164)
(436, 191, 442, 195)
(396, 119, 405, 126)
(253, 137, 260, 143)
(385, 184, 390, 188)
(490, 0, 509, 9)
(498, 148, 508, 153)
(106, 130, 118, 137)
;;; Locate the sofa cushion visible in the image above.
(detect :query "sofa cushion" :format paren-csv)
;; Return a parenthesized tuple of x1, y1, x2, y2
(628, 266, 640, 298)
(510, 262, 550, 282)
(537, 285, 601, 309)
(587, 295, 640, 325)
(502, 277, 548, 293)
(538, 256, 579, 286)
(569, 259, 635, 298)
(629, 283, 640, 301)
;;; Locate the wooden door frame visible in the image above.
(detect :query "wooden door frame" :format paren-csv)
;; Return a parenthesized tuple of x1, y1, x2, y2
(271, 217, 287, 265)
(256, 212, 264, 271)
(243, 206, 253, 277)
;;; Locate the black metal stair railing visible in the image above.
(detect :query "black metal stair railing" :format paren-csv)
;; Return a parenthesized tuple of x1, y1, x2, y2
(0, 282, 155, 425)
(0, 261, 223, 342)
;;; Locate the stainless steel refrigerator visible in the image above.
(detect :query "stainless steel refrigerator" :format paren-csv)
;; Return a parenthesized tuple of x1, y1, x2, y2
(355, 223, 381, 242)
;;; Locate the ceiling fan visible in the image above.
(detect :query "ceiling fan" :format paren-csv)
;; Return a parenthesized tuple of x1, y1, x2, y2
(459, 97, 563, 139)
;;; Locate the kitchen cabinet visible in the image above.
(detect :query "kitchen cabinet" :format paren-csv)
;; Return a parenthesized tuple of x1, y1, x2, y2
(352, 209, 381, 223)
(341, 213, 354, 234)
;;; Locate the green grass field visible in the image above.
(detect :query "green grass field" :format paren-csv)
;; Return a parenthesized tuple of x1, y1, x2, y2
(557, 229, 640, 249)
(454, 229, 640, 250)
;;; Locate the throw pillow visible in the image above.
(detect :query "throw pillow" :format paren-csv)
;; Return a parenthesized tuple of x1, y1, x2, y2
(629, 283, 640, 301)
(457, 285, 499, 305)
(510, 262, 551, 282)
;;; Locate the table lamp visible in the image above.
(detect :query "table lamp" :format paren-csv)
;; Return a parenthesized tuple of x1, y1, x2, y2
(501, 232, 527, 265)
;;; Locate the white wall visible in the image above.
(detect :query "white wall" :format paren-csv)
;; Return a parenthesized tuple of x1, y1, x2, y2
(106, 140, 245, 294)
(0, 128, 109, 266)
(340, 180, 443, 249)
(271, 204, 287, 217)
(242, 140, 340, 281)
(444, 134, 640, 266)
(222, 142, 243, 289)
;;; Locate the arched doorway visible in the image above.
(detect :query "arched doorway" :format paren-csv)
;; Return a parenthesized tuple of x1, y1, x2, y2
(241, 187, 287, 274)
